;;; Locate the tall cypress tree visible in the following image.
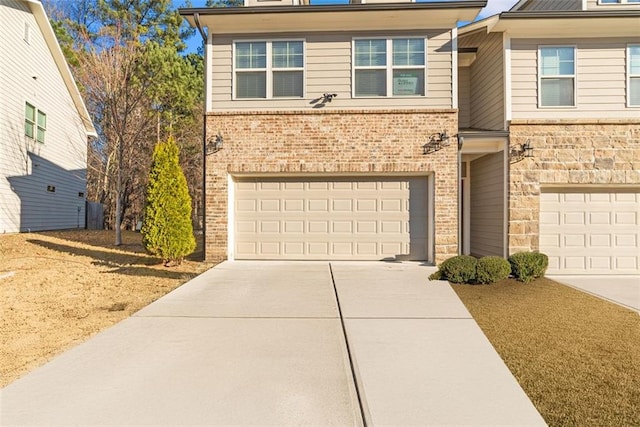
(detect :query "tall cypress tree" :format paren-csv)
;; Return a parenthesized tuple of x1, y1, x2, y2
(141, 137, 196, 265)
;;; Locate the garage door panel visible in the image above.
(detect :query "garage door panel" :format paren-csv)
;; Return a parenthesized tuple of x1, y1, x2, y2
(234, 177, 428, 260)
(540, 189, 640, 275)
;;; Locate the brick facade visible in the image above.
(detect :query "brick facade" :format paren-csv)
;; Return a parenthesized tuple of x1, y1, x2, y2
(508, 120, 640, 254)
(204, 109, 459, 263)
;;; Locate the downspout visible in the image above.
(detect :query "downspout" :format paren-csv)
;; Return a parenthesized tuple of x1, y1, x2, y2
(194, 12, 208, 261)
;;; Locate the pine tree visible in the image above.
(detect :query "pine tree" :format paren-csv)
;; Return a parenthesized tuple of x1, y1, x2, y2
(141, 137, 196, 265)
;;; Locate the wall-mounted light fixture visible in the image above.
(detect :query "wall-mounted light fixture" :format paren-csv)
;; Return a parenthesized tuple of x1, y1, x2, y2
(206, 133, 223, 154)
(510, 139, 534, 163)
(423, 131, 450, 155)
(322, 93, 337, 103)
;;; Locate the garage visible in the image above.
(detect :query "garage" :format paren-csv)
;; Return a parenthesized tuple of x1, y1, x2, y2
(232, 176, 430, 260)
(539, 188, 640, 275)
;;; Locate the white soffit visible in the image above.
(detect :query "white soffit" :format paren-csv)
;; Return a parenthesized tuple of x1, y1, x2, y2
(492, 16, 640, 37)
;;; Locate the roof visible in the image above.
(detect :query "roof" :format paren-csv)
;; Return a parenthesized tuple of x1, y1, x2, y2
(180, 2, 487, 35)
(20, 0, 96, 137)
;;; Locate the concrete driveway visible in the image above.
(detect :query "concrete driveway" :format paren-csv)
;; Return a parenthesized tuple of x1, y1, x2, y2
(548, 275, 640, 312)
(1, 261, 545, 426)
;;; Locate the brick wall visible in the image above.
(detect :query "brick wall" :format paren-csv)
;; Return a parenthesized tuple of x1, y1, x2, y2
(508, 120, 640, 254)
(204, 109, 459, 263)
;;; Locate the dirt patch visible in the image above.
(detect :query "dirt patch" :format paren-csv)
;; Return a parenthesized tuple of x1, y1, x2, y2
(0, 230, 214, 388)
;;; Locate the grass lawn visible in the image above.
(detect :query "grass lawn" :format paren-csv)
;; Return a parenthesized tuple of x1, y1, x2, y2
(453, 278, 639, 427)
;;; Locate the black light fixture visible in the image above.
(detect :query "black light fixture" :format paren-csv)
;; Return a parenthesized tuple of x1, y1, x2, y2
(322, 93, 337, 103)
(422, 131, 450, 155)
(206, 133, 223, 154)
(510, 139, 534, 163)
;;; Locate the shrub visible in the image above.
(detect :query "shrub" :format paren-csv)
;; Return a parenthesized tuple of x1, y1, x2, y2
(476, 256, 511, 284)
(508, 251, 549, 283)
(141, 137, 196, 266)
(438, 255, 478, 284)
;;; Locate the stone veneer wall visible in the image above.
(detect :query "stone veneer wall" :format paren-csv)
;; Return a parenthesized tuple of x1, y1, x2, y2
(508, 120, 640, 254)
(204, 109, 459, 263)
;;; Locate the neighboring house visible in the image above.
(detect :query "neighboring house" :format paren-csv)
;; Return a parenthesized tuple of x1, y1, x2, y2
(181, 0, 639, 275)
(459, 0, 640, 274)
(0, 0, 96, 233)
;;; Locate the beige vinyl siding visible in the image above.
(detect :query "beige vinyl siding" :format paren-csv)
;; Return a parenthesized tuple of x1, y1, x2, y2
(520, 0, 582, 11)
(0, 0, 88, 233)
(586, 0, 640, 10)
(458, 67, 471, 128)
(469, 152, 504, 258)
(210, 30, 453, 110)
(511, 37, 640, 120)
(459, 31, 504, 130)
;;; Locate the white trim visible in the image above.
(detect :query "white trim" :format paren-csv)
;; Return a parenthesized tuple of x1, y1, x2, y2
(461, 161, 471, 255)
(582, 0, 588, 10)
(503, 33, 512, 128)
(205, 32, 213, 112)
(627, 44, 640, 107)
(351, 36, 428, 98)
(232, 38, 306, 100)
(227, 174, 235, 261)
(452, 27, 458, 110)
(537, 45, 577, 109)
(502, 140, 509, 259)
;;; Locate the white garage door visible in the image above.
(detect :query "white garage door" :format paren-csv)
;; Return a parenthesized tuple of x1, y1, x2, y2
(233, 177, 429, 260)
(540, 189, 640, 275)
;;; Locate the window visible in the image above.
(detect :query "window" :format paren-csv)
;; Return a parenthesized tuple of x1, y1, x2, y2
(234, 40, 304, 99)
(629, 45, 640, 106)
(353, 38, 426, 97)
(25, 103, 35, 139)
(539, 46, 575, 107)
(24, 22, 31, 44)
(25, 102, 46, 143)
(37, 110, 46, 143)
(599, 1, 640, 4)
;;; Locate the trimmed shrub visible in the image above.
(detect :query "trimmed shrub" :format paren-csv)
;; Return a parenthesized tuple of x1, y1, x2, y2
(476, 256, 511, 284)
(509, 251, 549, 283)
(141, 137, 196, 266)
(428, 269, 443, 281)
(438, 255, 478, 284)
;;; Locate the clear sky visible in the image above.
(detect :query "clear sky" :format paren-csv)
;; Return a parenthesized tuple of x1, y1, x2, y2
(179, 0, 520, 53)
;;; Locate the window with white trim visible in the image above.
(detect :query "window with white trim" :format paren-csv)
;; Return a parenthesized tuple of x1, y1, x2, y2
(353, 38, 426, 97)
(539, 46, 575, 107)
(25, 102, 46, 143)
(234, 40, 304, 99)
(599, 0, 640, 4)
(629, 45, 640, 106)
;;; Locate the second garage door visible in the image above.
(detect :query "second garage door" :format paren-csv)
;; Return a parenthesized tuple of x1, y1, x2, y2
(539, 188, 640, 275)
(234, 176, 429, 260)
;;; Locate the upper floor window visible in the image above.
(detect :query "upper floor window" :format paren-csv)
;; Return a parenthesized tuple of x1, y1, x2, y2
(25, 102, 46, 143)
(629, 45, 640, 106)
(539, 46, 575, 107)
(353, 38, 426, 97)
(599, 0, 640, 4)
(234, 40, 304, 99)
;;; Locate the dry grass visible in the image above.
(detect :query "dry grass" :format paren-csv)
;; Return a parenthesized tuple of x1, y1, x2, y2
(0, 230, 214, 388)
(453, 278, 640, 427)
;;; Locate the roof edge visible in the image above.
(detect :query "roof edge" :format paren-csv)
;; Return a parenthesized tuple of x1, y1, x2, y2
(21, 0, 96, 137)
(500, 10, 640, 18)
(179, 1, 488, 16)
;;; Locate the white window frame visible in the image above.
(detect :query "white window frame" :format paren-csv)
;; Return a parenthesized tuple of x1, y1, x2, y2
(628, 44, 640, 107)
(232, 39, 306, 100)
(598, 0, 640, 4)
(538, 45, 577, 109)
(24, 102, 46, 143)
(352, 37, 428, 98)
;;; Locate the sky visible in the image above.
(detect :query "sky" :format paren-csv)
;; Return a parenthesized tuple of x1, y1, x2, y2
(180, 0, 520, 53)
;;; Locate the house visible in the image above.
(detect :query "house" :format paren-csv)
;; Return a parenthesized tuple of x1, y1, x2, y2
(458, 0, 639, 274)
(0, 0, 96, 233)
(180, 0, 639, 275)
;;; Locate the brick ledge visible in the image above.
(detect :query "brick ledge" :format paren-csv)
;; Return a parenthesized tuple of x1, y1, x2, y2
(207, 108, 457, 116)
(510, 119, 640, 125)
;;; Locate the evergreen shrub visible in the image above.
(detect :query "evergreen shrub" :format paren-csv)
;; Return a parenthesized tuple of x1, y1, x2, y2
(437, 255, 478, 284)
(476, 256, 512, 284)
(141, 137, 196, 265)
(508, 251, 549, 283)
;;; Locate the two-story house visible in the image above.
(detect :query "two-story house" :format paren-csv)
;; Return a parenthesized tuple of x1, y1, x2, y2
(181, 0, 486, 265)
(181, 0, 639, 276)
(0, 0, 96, 233)
(459, 0, 639, 275)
